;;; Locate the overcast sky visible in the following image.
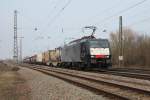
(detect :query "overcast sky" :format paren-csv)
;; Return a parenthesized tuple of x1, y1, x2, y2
(0, 0, 150, 59)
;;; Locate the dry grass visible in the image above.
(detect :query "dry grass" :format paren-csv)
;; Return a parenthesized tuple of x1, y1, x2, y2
(0, 62, 12, 72)
(0, 61, 20, 72)
(0, 71, 31, 100)
(11, 67, 20, 71)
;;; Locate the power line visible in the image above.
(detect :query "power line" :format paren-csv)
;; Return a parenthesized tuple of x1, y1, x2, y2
(47, 0, 63, 17)
(17, 12, 39, 32)
(18, 1, 62, 31)
(41, 0, 72, 33)
(40, 0, 63, 26)
(128, 16, 150, 27)
(47, 0, 72, 26)
(61, 0, 123, 31)
(18, 11, 37, 25)
(57, 0, 147, 33)
(95, 0, 148, 25)
(82, 0, 122, 24)
(126, 7, 150, 19)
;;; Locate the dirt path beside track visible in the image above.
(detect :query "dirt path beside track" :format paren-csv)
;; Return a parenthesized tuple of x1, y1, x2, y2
(0, 62, 31, 100)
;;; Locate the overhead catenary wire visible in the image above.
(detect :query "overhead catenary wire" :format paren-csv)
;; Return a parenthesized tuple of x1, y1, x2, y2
(58, 0, 148, 34)
(66, 0, 123, 31)
(123, 7, 150, 21)
(128, 16, 150, 27)
(40, 0, 72, 34)
(17, 1, 64, 33)
(95, 0, 148, 25)
(40, 0, 63, 27)
(47, 0, 72, 27)
(17, 12, 39, 32)
(82, 0, 123, 24)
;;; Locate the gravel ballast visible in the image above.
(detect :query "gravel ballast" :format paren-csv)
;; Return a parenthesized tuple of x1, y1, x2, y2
(18, 67, 108, 100)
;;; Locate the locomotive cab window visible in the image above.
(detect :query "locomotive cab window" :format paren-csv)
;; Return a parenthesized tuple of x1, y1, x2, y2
(89, 40, 109, 48)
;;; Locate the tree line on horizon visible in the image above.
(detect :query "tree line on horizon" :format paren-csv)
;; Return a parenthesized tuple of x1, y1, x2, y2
(110, 28, 150, 67)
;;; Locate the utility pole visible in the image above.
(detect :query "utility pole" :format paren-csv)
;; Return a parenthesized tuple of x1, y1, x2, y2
(18, 37, 24, 63)
(20, 38, 22, 62)
(13, 10, 18, 63)
(119, 16, 123, 67)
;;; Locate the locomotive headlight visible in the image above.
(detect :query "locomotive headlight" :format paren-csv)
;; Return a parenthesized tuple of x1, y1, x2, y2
(106, 55, 109, 58)
(91, 55, 95, 58)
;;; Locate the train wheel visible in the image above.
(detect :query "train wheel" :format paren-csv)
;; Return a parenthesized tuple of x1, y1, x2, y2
(87, 62, 91, 68)
(57, 63, 60, 67)
(79, 63, 85, 70)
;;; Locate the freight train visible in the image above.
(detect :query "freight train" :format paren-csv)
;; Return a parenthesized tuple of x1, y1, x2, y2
(23, 36, 111, 69)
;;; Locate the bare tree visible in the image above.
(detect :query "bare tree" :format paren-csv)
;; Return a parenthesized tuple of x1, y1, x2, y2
(110, 28, 150, 68)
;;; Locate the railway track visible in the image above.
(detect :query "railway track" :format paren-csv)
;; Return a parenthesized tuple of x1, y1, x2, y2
(22, 63, 150, 80)
(109, 68, 150, 74)
(110, 68, 150, 72)
(25, 65, 150, 100)
(98, 69, 150, 80)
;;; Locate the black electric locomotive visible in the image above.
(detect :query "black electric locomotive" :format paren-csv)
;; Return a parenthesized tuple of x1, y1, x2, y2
(61, 36, 111, 69)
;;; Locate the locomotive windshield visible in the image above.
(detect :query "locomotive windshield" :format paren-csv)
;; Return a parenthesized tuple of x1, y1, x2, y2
(89, 40, 109, 48)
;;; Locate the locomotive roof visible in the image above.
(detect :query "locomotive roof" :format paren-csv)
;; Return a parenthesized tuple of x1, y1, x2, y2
(65, 35, 109, 46)
(69, 35, 95, 44)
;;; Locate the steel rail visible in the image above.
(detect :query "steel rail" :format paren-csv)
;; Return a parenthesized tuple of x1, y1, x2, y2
(26, 65, 150, 100)
(99, 70, 150, 80)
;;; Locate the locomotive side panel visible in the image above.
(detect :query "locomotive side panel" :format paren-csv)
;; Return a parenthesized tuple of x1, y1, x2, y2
(61, 46, 70, 62)
(61, 43, 81, 62)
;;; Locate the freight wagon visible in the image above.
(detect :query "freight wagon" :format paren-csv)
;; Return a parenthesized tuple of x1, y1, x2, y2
(36, 53, 43, 64)
(23, 55, 37, 64)
(41, 48, 61, 66)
